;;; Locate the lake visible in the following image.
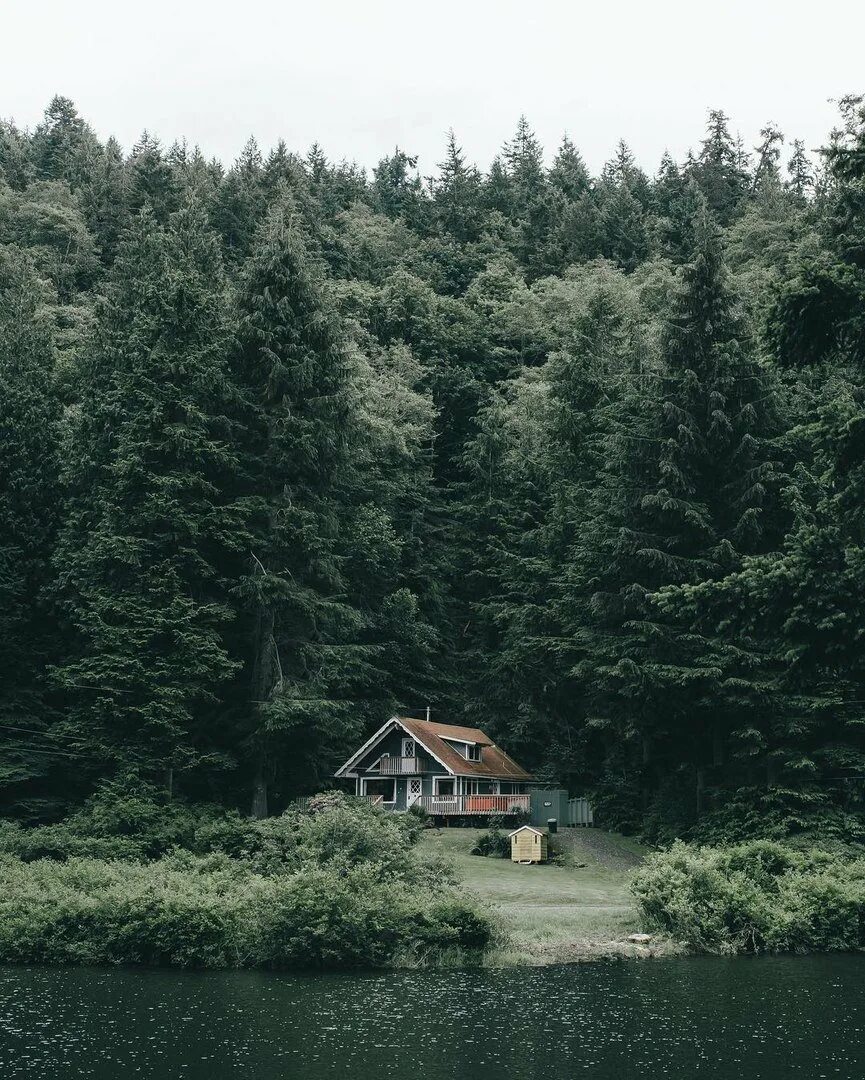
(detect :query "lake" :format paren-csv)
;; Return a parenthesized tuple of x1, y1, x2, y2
(1, 957, 862, 1079)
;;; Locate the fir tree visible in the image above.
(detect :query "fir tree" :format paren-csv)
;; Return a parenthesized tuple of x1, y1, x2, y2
(229, 204, 374, 814)
(0, 253, 62, 806)
(52, 202, 240, 793)
(213, 137, 267, 262)
(561, 203, 782, 830)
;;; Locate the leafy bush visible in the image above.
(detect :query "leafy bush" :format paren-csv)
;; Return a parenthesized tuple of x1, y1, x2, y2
(470, 828, 510, 858)
(0, 791, 494, 969)
(632, 839, 865, 954)
(0, 853, 492, 969)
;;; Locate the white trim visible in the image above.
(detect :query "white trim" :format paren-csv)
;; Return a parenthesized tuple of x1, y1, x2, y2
(508, 825, 544, 838)
(334, 719, 400, 777)
(396, 722, 454, 775)
(336, 716, 455, 778)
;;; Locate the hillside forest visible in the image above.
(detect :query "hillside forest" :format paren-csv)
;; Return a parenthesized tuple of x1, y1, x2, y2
(3, 95, 865, 844)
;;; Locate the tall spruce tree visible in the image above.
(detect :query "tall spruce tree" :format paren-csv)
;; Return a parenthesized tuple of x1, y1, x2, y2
(229, 203, 375, 815)
(558, 203, 782, 832)
(52, 202, 240, 794)
(0, 253, 62, 808)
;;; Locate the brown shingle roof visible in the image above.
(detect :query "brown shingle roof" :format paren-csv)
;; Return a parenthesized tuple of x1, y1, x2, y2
(398, 717, 533, 781)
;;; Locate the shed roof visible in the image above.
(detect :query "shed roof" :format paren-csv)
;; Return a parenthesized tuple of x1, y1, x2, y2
(508, 825, 547, 837)
(398, 717, 533, 781)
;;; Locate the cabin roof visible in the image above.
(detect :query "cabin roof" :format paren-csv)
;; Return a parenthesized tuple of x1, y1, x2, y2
(334, 716, 533, 781)
(396, 717, 532, 780)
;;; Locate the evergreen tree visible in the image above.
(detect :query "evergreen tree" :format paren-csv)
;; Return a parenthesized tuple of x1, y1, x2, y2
(753, 123, 784, 192)
(32, 96, 91, 183)
(558, 204, 782, 831)
(692, 109, 750, 224)
(213, 137, 267, 262)
(786, 139, 815, 199)
(548, 136, 591, 201)
(127, 132, 180, 222)
(229, 204, 374, 814)
(52, 202, 240, 793)
(0, 253, 62, 808)
(432, 130, 483, 243)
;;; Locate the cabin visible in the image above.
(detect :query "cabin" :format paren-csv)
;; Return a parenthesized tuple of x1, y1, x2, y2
(509, 825, 548, 863)
(334, 716, 533, 818)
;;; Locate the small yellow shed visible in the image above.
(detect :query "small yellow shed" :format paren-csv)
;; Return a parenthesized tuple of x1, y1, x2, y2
(509, 825, 549, 864)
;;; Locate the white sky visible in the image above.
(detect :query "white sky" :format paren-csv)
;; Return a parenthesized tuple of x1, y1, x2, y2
(2, 0, 862, 176)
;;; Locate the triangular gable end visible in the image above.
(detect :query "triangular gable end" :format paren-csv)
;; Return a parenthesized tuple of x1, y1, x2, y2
(334, 717, 454, 778)
(508, 825, 543, 838)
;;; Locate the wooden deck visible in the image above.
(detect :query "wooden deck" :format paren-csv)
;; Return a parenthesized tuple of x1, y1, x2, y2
(414, 794, 531, 816)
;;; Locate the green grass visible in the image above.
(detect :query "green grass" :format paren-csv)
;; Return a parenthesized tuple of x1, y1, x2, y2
(419, 826, 676, 964)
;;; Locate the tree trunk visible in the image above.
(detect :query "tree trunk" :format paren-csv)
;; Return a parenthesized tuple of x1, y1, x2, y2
(712, 721, 725, 768)
(696, 766, 706, 815)
(249, 599, 279, 818)
(251, 764, 269, 819)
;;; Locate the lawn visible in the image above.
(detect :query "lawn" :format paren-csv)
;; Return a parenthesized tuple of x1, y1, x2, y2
(420, 826, 674, 964)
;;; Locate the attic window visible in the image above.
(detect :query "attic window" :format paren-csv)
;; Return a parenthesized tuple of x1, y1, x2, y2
(466, 744, 481, 762)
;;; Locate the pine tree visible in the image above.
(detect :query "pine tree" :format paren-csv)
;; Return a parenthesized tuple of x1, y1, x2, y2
(768, 96, 865, 367)
(52, 202, 240, 793)
(549, 136, 591, 201)
(0, 253, 62, 807)
(213, 137, 267, 262)
(32, 96, 91, 183)
(753, 123, 784, 192)
(560, 203, 782, 831)
(692, 109, 750, 224)
(786, 139, 815, 199)
(229, 204, 375, 814)
(432, 130, 483, 243)
(127, 132, 180, 222)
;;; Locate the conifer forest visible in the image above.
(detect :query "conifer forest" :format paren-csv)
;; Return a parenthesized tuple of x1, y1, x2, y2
(4, 93, 865, 845)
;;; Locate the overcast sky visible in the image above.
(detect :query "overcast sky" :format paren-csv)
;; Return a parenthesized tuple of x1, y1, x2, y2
(2, 0, 863, 176)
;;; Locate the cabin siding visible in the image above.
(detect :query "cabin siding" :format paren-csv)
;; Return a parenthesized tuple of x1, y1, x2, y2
(353, 729, 439, 775)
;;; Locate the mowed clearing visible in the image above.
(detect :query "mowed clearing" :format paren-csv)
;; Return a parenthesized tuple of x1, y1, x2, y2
(420, 826, 674, 964)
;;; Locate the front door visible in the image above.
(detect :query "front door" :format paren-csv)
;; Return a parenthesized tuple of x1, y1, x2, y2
(406, 777, 423, 808)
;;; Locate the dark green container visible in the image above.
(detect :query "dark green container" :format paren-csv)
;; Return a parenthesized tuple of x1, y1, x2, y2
(529, 788, 569, 827)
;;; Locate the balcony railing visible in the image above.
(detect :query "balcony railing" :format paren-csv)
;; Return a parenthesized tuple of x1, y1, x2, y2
(380, 756, 423, 775)
(415, 794, 531, 816)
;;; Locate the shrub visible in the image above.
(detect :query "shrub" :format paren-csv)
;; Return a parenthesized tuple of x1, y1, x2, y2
(0, 794, 496, 970)
(470, 829, 510, 858)
(632, 839, 865, 955)
(0, 854, 493, 970)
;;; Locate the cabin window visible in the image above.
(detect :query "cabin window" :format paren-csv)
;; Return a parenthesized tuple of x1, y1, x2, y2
(435, 779, 455, 796)
(364, 778, 396, 803)
(401, 738, 416, 758)
(466, 744, 481, 762)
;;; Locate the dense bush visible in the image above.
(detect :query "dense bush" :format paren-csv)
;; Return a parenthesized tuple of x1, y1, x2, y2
(471, 828, 511, 858)
(0, 854, 491, 969)
(0, 790, 492, 968)
(632, 840, 865, 954)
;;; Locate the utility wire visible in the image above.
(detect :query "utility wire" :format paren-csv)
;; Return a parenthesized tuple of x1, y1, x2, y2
(0, 722, 88, 744)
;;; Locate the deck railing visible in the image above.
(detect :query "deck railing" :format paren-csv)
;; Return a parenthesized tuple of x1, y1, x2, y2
(415, 794, 531, 816)
(380, 756, 423, 775)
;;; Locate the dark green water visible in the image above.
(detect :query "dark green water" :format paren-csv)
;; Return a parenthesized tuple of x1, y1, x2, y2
(1, 957, 863, 1079)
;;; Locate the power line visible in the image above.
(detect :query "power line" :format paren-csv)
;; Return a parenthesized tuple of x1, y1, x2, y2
(0, 722, 87, 744)
(0, 742, 86, 760)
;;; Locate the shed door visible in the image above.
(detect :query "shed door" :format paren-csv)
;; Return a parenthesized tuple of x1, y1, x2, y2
(406, 777, 423, 808)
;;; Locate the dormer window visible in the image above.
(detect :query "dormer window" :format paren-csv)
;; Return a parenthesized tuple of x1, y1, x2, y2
(466, 744, 481, 762)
